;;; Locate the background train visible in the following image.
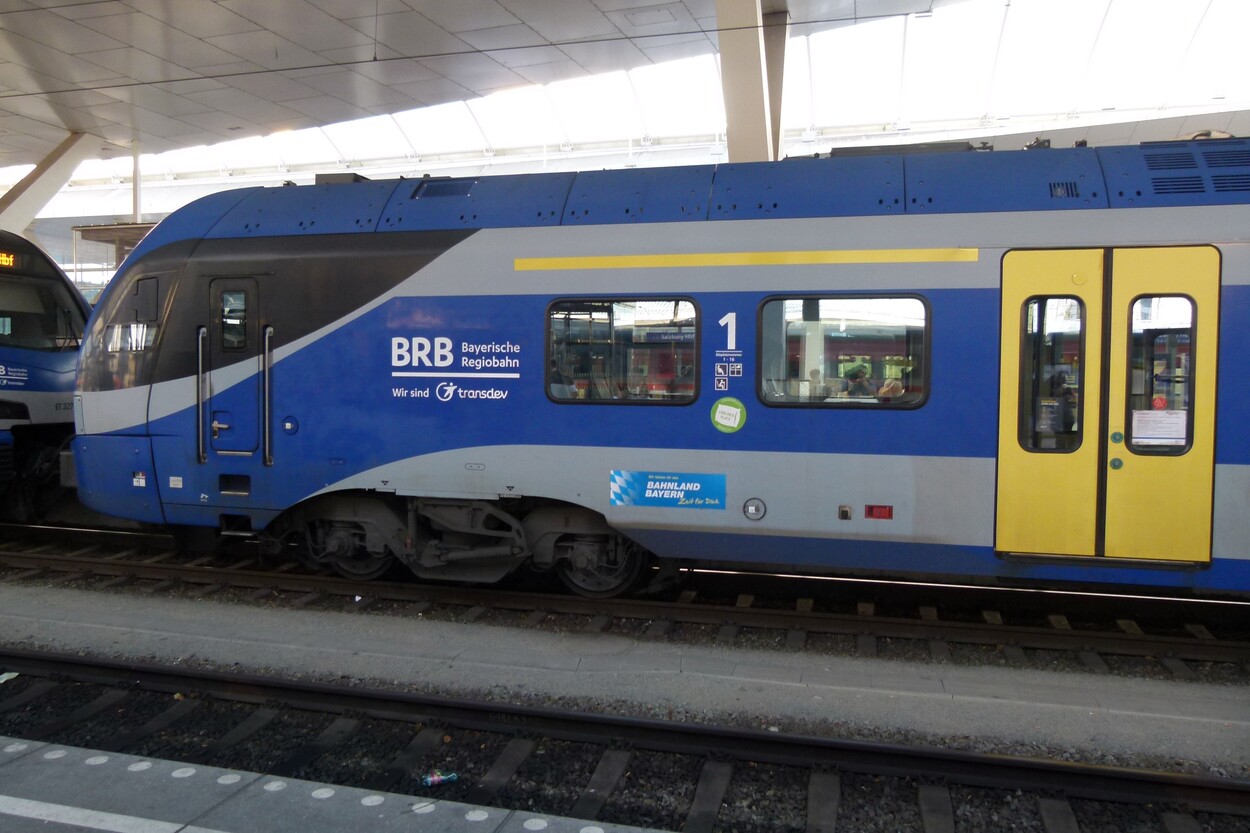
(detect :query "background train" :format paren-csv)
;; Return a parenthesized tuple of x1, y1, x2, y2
(72, 139, 1250, 598)
(0, 230, 90, 521)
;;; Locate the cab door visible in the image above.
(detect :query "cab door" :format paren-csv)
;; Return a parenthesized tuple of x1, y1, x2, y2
(996, 247, 1219, 562)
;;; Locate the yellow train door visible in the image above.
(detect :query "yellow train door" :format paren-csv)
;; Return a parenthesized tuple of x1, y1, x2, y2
(996, 246, 1219, 562)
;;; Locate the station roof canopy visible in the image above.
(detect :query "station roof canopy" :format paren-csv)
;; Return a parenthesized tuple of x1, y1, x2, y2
(0, 0, 1247, 185)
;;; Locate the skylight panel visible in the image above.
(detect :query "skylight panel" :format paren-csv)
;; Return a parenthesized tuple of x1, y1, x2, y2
(468, 85, 564, 151)
(630, 54, 724, 139)
(900, 3, 1003, 123)
(985, 0, 1105, 118)
(321, 115, 412, 163)
(1079, 0, 1207, 112)
(549, 72, 645, 144)
(806, 18, 903, 128)
(392, 101, 488, 157)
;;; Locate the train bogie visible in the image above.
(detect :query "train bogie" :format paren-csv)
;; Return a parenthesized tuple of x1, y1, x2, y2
(73, 140, 1250, 597)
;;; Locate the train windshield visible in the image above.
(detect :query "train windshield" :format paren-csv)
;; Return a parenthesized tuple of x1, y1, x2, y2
(0, 274, 87, 351)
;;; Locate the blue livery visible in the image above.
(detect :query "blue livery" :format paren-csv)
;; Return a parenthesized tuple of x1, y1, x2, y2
(73, 140, 1250, 596)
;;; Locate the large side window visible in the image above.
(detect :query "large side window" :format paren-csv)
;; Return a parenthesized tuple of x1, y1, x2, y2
(547, 299, 697, 403)
(1019, 296, 1084, 452)
(759, 296, 926, 406)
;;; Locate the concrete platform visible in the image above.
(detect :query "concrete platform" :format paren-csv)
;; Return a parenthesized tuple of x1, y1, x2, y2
(0, 736, 651, 833)
(0, 582, 1247, 770)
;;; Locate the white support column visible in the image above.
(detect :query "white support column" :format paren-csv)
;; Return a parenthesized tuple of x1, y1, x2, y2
(763, 11, 788, 160)
(0, 132, 98, 234)
(715, 0, 787, 163)
(132, 145, 143, 223)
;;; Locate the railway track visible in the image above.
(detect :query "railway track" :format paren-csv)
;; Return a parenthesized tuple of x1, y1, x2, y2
(1, 524, 1249, 681)
(1, 646, 1247, 832)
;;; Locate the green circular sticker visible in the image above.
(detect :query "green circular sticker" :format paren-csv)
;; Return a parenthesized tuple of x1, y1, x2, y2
(711, 397, 746, 433)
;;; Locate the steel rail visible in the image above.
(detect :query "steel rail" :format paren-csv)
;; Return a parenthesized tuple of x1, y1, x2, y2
(2, 545, 1248, 666)
(0, 646, 1247, 816)
(4, 556, 1250, 665)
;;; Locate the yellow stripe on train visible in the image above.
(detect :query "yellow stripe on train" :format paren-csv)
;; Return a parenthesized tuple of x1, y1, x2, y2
(514, 248, 980, 271)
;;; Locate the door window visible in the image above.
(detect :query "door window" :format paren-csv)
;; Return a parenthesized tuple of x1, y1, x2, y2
(220, 289, 248, 351)
(1019, 297, 1083, 451)
(1126, 296, 1194, 454)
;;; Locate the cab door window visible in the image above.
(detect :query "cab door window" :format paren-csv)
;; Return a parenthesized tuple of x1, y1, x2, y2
(220, 289, 248, 350)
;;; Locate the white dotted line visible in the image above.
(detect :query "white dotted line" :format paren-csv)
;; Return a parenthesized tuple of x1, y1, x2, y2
(14, 746, 564, 825)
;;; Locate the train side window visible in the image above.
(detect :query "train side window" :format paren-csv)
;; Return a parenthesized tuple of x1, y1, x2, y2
(1126, 295, 1194, 455)
(220, 290, 247, 350)
(759, 296, 927, 407)
(1019, 297, 1083, 452)
(105, 323, 157, 352)
(547, 299, 697, 403)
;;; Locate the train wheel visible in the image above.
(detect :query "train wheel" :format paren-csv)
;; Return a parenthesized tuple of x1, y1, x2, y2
(317, 523, 397, 580)
(327, 548, 396, 581)
(556, 536, 645, 598)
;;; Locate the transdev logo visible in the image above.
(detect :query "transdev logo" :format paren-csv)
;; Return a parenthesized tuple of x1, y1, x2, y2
(0, 364, 28, 388)
(609, 470, 726, 510)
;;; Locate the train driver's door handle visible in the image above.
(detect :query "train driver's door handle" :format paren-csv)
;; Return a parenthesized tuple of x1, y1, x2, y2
(211, 418, 230, 439)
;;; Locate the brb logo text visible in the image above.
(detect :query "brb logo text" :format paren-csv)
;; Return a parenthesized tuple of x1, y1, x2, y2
(391, 335, 521, 402)
(392, 337, 453, 368)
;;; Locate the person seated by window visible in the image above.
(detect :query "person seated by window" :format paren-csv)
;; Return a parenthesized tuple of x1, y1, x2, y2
(591, 357, 618, 399)
(807, 368, 830, 401)
(877, 378, 904, 401)
(671, 364, 696, 398)
(846, 365, 873, 397)
(1050, 371, 1076, 432)
(549, 359, 574, 399)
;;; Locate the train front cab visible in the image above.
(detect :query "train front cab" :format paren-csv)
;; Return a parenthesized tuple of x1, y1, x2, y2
(995, 246, 1218, 566)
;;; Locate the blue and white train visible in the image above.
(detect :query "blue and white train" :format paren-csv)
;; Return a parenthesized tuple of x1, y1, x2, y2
(0, 230, 90, 519)
(72, 140, 1250, 597)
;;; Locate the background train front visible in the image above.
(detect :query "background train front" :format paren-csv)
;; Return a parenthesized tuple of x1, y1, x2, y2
(70, 143, 1250, 597)
(0, 230, 90, 520)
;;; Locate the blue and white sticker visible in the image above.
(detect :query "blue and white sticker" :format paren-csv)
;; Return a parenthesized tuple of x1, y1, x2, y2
(610, 470, 726, 510)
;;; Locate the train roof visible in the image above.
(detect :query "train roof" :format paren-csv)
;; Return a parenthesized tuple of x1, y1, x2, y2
(124, 138, 1250, 268)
